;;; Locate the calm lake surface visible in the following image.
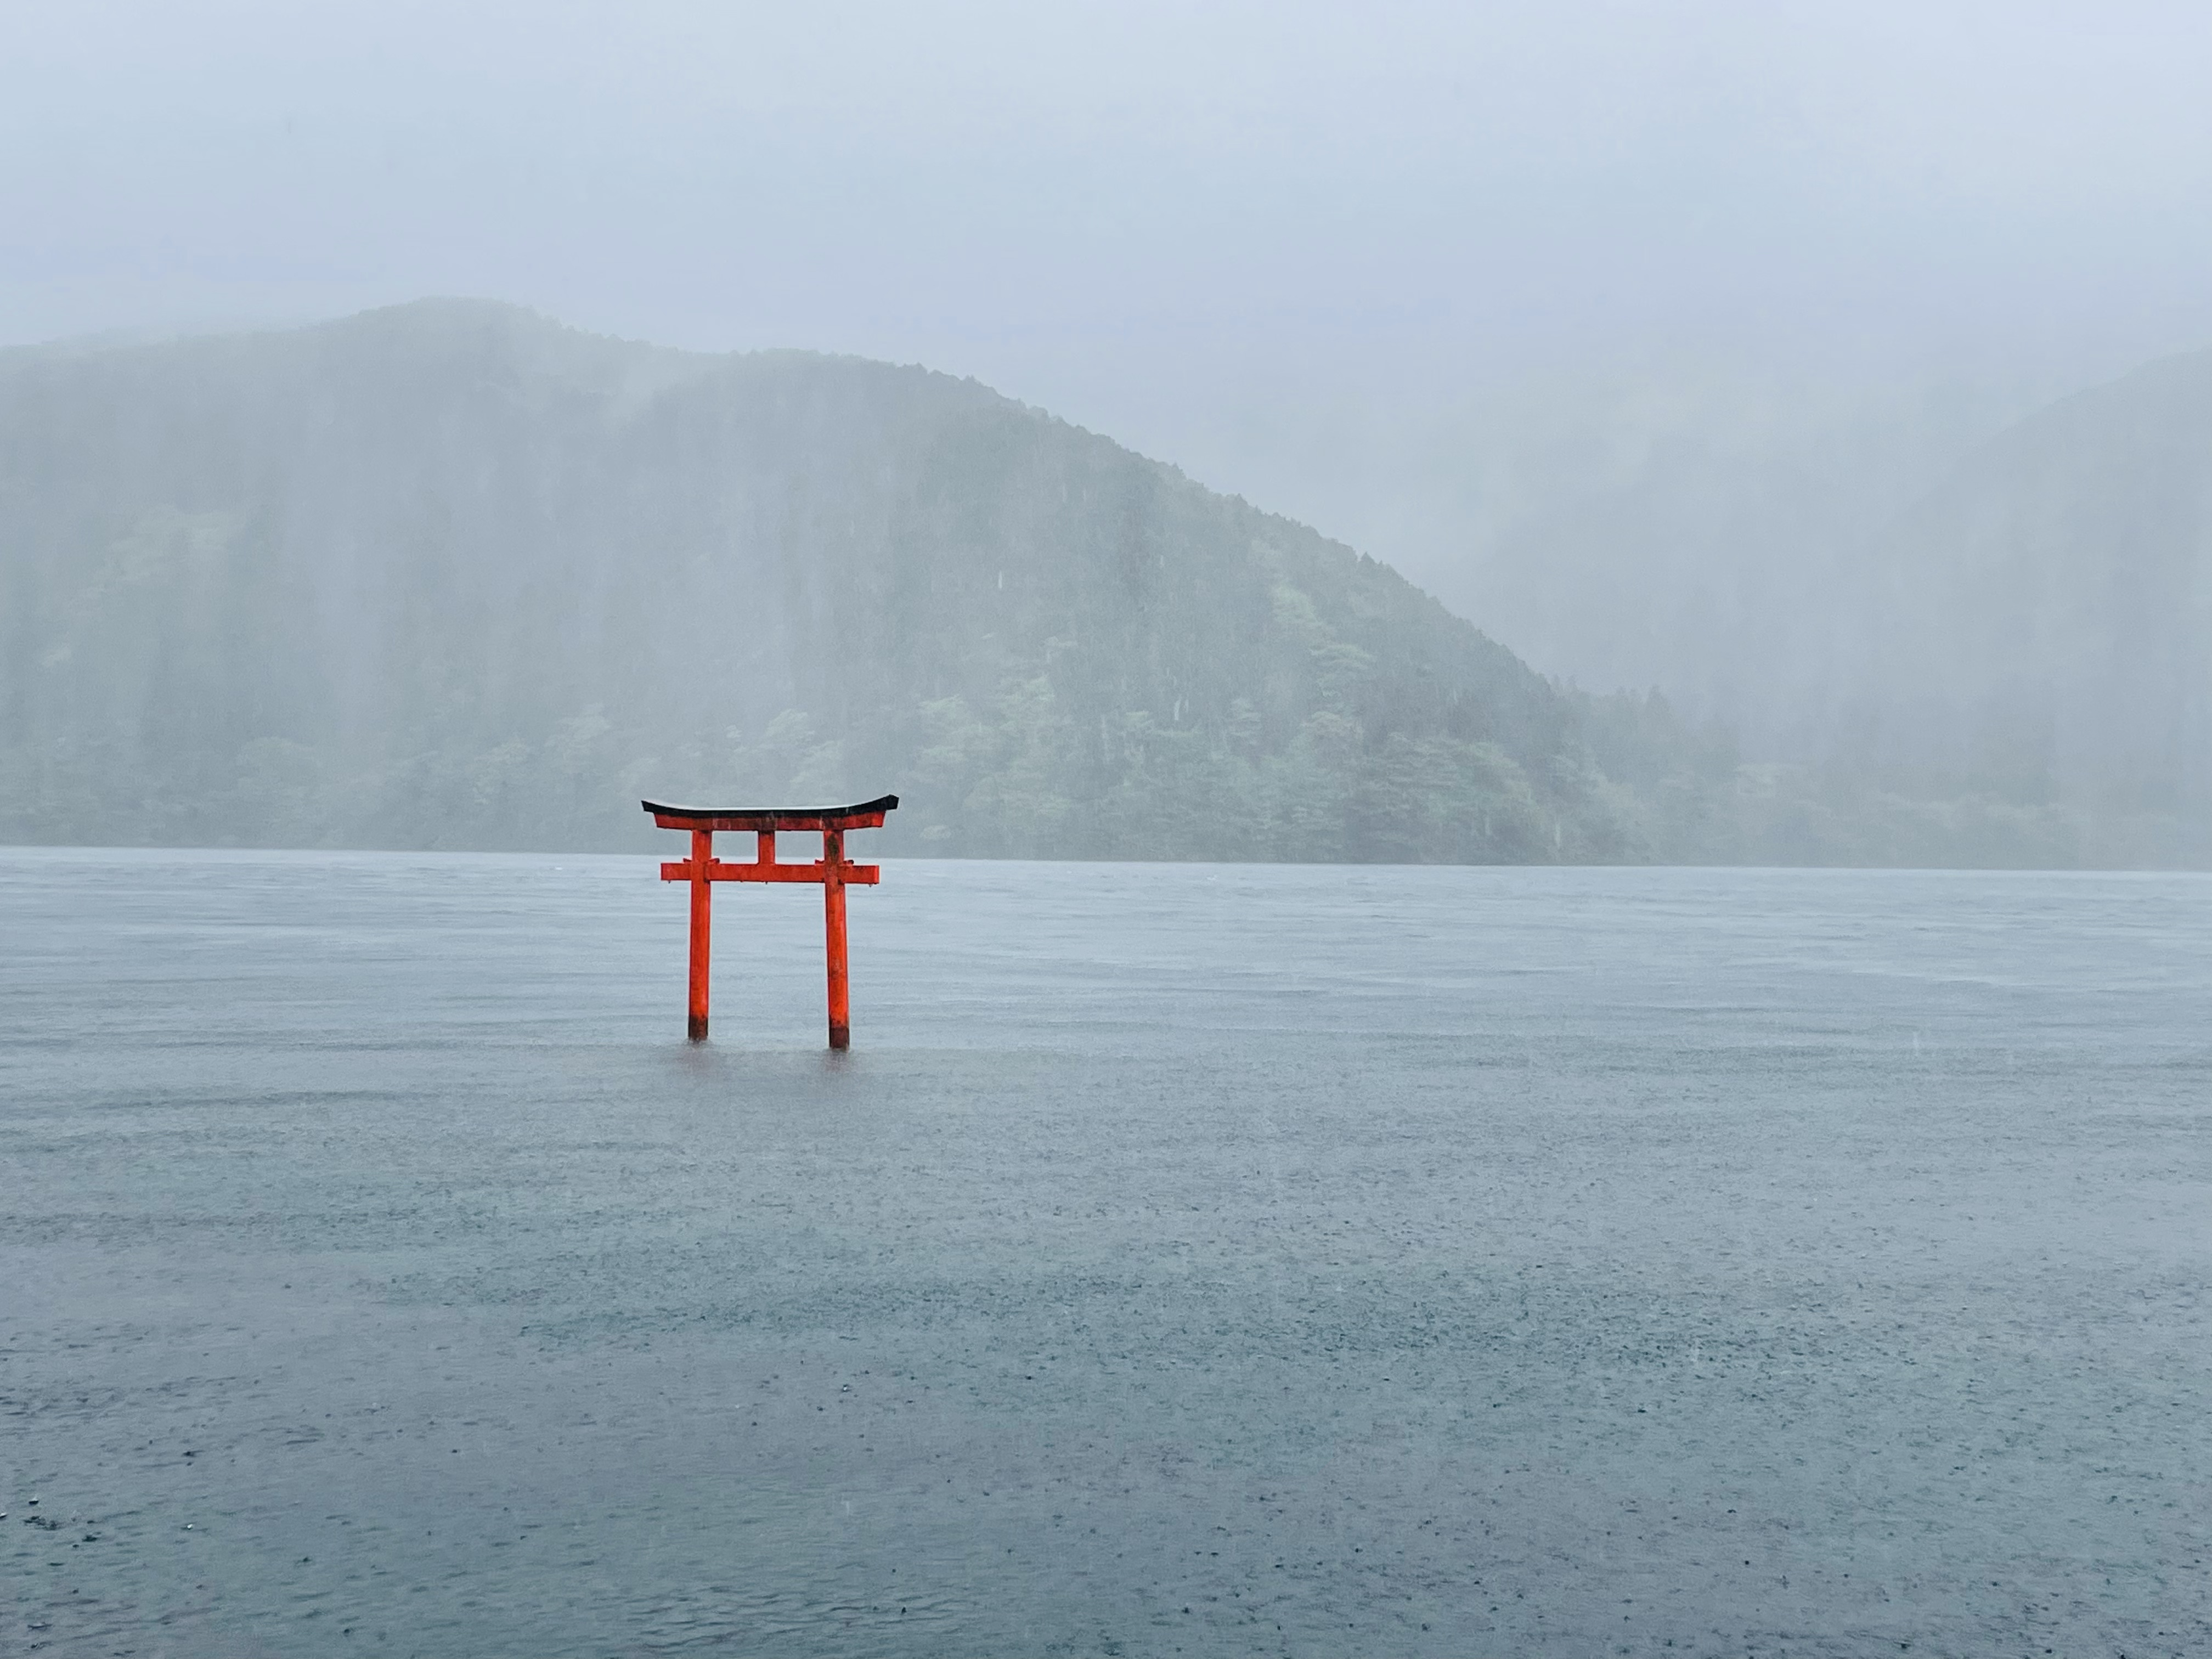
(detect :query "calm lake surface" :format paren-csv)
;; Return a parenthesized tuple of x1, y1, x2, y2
(4, 850, 2208, 1657)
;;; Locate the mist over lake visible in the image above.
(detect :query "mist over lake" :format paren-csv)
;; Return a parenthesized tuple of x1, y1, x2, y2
(7, 6, 2210, 1654)
(7, 850, 2206, 1655)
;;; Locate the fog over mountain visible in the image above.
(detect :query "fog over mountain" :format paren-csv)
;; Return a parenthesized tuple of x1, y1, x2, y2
(0, 303, 1686, 862)
(2, 301, 2199, 865)
(4, 7, 2206, 866)
(1298, 349, 2212, 855)
(1801, 352, 2210, 848)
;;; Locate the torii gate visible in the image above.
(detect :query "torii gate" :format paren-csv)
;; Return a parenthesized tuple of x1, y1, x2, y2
(642, 794, 899, 1048)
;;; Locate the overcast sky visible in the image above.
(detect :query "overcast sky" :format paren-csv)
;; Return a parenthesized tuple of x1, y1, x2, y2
(5, 1, 2207, 514)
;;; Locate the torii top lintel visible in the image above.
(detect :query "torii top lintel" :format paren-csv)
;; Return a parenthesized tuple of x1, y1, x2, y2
(641, 794, 899, 834)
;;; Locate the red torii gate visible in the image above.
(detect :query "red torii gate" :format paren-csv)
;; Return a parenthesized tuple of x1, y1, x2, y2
(642, 794, 899, 1048)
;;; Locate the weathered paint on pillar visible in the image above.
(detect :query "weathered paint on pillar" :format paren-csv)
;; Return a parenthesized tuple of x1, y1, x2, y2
(687, 827, 713, 1041)
(823, 827, 850, 1049)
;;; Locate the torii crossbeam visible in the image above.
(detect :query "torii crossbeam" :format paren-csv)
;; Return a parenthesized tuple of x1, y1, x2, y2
(642, 794, 899, 1048)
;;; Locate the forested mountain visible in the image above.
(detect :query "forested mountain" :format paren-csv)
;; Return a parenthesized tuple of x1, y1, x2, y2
(0, 300, 1726, 861)
(0, 302, 2199, 865)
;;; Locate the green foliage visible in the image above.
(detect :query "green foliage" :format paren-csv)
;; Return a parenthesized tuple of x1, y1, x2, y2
(2, 301, 2193, 867)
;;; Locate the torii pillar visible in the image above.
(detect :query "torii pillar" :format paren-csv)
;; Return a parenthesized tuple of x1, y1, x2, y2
(642, 794, 898, 1048)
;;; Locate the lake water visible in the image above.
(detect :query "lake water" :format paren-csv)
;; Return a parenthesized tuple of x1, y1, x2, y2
(4, 849, 2208, 1656)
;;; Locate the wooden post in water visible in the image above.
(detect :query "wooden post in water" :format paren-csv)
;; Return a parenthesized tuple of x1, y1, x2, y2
(823, 827, 851, 1049)
(687, 827, 713, 1040)
(644, 795, 897, 1048)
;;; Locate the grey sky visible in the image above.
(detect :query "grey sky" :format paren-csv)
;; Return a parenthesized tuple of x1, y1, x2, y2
(5, 1, 2207, 557)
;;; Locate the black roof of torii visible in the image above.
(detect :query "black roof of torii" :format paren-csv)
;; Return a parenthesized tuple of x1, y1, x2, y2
(641, 795, 899, 832)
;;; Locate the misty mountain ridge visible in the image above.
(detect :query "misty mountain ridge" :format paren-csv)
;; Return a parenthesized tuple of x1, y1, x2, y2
(1797, 349, 2210, 831)
(1, 300, 2200, 866)
(1262, 348, 2207, 810)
